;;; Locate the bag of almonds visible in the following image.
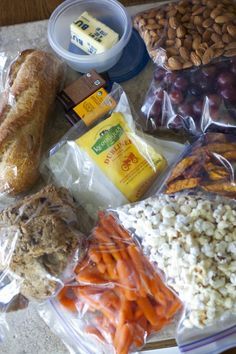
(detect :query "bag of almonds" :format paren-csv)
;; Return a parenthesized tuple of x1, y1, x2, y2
(133, 0, 236, 70)
(141, 58, 236, 136)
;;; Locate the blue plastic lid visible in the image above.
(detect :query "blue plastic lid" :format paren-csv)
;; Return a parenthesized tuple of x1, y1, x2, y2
(108, 29, 150, 83)
(68, 29, 149, 82)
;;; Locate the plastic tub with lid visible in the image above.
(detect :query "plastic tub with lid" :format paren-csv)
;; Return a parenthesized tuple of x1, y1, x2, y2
(48, 0, 132, 73)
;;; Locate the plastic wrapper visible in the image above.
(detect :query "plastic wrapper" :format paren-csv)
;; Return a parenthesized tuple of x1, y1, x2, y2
(0, 184, 86, 340)
(39, 211, 182, 354)
(160, 133, 236, 198)
(133, 0, 236, 71)
(115, 192, 236, 353)
(141, 60, 236, 136)
(41, 84, 185, 219)
(0, 48, 65, 197)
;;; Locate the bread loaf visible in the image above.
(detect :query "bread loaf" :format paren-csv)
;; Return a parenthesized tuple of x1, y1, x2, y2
(0, 50, 64, 194)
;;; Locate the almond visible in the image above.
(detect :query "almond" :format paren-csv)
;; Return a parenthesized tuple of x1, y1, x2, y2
(211, 33, 222, 43)
(184, 38, 193, 50)
(145, 24, 160, 30)
(203, 9, 211, 19)
(193, 16, 203, 26)
(206, 0, 216, 9)
(183, 61, 193, 69)
(165, 39, 175, 46)
(182, 13, 191, 22)
(210, 8, 222, 19)
(225, 42, 236, 50)
(196, 26, 204, 35)
(224, 48, 236, 57)
(202, 47, 214, 65)
(159, 18, 167, 26)
(215, 15, 231, 24)
(211, 41, 225, 49)
(179, 46, 190, 61)
(192, 36, 202, 50)
(196, 48, 205, 59)
(213, 48, 224, 58)
(176, 25, 186, 38)
(192, 6, 205, 16)
(168, 27, 176, 39)
(190, 52, 202, 66)
(222, 33, 233, 43)
(167, 9, 177, 17)
(176, 5, 186, 15)
(203, 18, 214, 28)
(168, 56, 183, 70)
(227, 24, 236, 37)
(169, 16, 178, 29)
(175, 38, 182, 48)
(202, 30, 212, 42)
(213, 23, 222, 35)
(167, 47, 179, 56)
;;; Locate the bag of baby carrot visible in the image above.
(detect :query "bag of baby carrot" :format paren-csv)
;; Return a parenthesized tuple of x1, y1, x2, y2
(39, 212, 182, 354)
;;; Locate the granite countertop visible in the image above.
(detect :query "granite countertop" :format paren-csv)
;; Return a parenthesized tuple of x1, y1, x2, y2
(0, 3, 177, 353)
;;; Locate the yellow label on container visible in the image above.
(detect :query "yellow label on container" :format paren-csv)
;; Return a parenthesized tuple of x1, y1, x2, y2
(73, 88, 116, 126)
(76, 113, 167, 202)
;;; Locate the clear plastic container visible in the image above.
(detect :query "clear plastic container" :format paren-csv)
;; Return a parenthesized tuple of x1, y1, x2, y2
(48, 0, 132, 73)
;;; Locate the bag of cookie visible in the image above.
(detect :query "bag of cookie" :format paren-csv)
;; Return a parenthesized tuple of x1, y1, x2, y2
(0, 184, 87, 339)
(133, 0, 236, 70)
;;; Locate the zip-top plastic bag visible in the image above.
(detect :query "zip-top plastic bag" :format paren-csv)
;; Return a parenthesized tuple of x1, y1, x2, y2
(114, 191, 236, 354)
(41, 84, 185, 219)
(39, 211, 182, 354)
(161, 132, 236, 198)
(0, 184, 86, 341)
(133, 0, 236, 71)
(140, 59, 236, 136)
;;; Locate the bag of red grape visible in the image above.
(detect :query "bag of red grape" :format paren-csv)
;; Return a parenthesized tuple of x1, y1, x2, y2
(141, 58, 236, 136)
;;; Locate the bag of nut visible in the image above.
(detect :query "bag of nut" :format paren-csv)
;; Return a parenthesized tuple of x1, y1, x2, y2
(141, 58, 236, 135)
(133, 0, 236, 70)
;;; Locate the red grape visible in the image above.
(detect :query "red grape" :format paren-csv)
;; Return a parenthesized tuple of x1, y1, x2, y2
(178, 103, 193, 117)
(154, 68, 166, 81)
(174, 76, 189, 91)
(189, 85, 202, 97)
(164, 72, 178, 86)
(155, 89, 164, 102)
(193, 100, 204, 116)
(169, 90, 184, 104)
(220, 87, 236, 103)
(207, 94, 221, 109)
(201, 66, 217, 78)
(217, 72, 235, 87)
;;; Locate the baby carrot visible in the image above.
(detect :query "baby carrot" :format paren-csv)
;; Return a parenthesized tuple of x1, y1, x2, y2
(116, 259, 137, 301)
(136, 297, 159, 325)
(127, 245, 149, 297)
(100, 250, 117, 280)
(165, 299, 182, 319)
(76, 268, 108, 285)
(116, 323, 134, 354)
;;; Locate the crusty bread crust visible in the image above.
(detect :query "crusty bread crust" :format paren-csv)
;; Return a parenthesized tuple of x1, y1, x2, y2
(0, 50, 63, 194)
